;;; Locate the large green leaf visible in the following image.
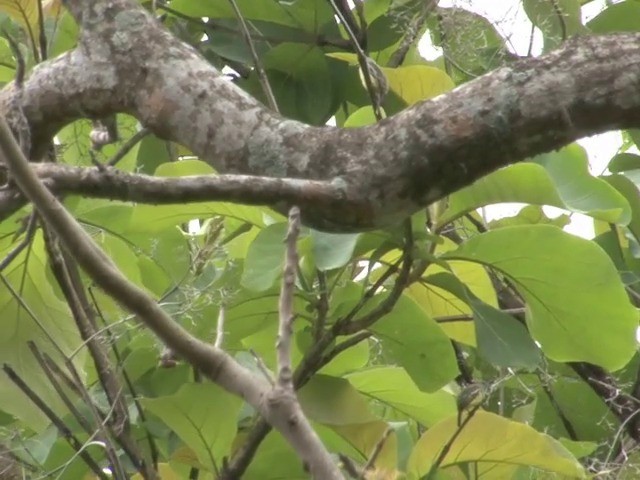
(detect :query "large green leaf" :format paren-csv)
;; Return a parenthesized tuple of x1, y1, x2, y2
(440, 146, 630, 227)
(241, 223, 288, 291)
(311, 230, 359, 271)
(382, 65, 454, 106)
(472, 300, 542, 370)
(141, 382, 242, 470)
(347, 367, 456, 426)
(298, 375, 377, 425)
(0, 233, 83, 430)
(261, 44, 335, 125)
(371, 294, 458, 392)
(443, 225, 638, 370)
(407, 411, 585, 478)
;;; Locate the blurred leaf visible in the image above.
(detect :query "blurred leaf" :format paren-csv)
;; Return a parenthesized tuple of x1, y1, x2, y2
(588, 1, 640, 33)
(0, 233, 83, 430)
(168, 0, 333, 32)
(523, 0, 583, 50)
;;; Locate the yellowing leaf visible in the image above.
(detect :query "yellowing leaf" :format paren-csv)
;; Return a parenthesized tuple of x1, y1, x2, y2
(408, 411, 585, 478)
(0, 0, 40, 45)
(382, 65, 454, 105)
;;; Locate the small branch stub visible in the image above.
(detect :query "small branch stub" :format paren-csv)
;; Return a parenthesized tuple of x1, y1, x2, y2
(277, 206, 300, 390)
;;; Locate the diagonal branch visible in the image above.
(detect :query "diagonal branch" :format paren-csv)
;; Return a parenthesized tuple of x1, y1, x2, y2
(0, 114, 344, 478)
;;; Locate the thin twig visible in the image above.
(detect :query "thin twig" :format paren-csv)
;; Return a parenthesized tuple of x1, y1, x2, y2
(388, 0, 438, 68)
(107, 127, 150, 166)
(214, 305, 225, 349)
(337, 220, 413, 334)
(36, 0, 48, 61)
(313, 270, 329, 341)
(250, 349, 274, 385)
(359, 427, 392, 478)
(426, 404, 482, 479)
(536, 370, 578, 440)
(327, 0, 385, 120)
(2, 364, 109, 479)
(0, 213, 37, 272)
(549, 0, 567, 42)
(276, 206, 300, 389)
(226, 0, 279, 112)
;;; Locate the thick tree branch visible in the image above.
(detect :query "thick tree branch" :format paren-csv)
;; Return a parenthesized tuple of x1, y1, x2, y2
(0, 163, 354, 223)
(2, 0, 640, 231)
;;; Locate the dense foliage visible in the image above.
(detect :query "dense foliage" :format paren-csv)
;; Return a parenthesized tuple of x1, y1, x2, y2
(1, 0, 640, 478)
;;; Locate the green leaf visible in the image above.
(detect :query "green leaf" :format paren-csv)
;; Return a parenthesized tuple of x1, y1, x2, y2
(382, 65, 454, 106)
(141, 382, 242, 470)
(440, 146, 631, 227)
(347, 367, 456, 426)
(535, 144, 631, 223)
(0, 233, 83, 430)
(533, 376, 616, 442)
(588, 1, 640, 33)
(168, 0, 333, 32)
(371, 294, 458, 392)
(472, 300, 542, 369)
(443, 225, 638, 370)
(241, 223, 288, 291)
(311, 230, 359, 271)
(407, 411, 585, 478)
(136, 134, 175, 174)
(344, 106, 378, 127)
(263, 44, 334, 125)
(608, 153, 640, 187)
(605, 174, 640, 241)
(298, 375, 376, 425)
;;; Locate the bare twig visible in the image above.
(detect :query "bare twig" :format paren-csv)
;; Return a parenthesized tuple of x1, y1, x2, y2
(214, 305, 226, 349)
(0, 213, 36, 272)
(226, 0, 278, 112)
(536, 370, 578, 440)
(426, 404, 482, 479)
(313, 270, 329, 341)
(337, 220, 413, 334)
(276, 206, 300, 389)
(388, 0, 438, 68)
(360, 427, 392, 477)
(327, 0, 386, 119)
(2, 364, 108, 479)
(107, 127, 150, 166)
(549, 0, 567, 42)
